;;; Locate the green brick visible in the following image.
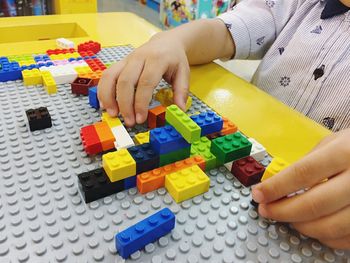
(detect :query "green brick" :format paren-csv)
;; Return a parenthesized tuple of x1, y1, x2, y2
(211, 132, 252, 165)
(165, 104, 201, 143)
(191, 137, 217, 171)
(159, 146, 191, 166)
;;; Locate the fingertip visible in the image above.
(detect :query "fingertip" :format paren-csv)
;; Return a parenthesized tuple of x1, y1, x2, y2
(136, 113, 146, 124)
(123, 115, 135, 127)
(252, 184, 265, 203)
(107, 108, 118, 117)
(258, 204, 269, 218)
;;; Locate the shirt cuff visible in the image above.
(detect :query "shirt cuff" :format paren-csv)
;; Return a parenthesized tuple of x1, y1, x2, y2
(217, 11, 251, 60)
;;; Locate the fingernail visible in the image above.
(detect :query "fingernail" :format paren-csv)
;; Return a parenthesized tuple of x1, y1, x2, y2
(258, 204, 268, 218)
(107, 109, 116, 117)
(136, 113, 143, 124)
(252, 186, 264, 203)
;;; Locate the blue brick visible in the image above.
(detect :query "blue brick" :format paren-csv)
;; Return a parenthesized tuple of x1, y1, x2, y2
(127, 143, 159, 174)
(150, 125, 190, 154)
(124, 176, 136, 189)
(190, 111, 223, 136)
(0, 58, 22, 82)
(115, 208, 175, 259)
(88, 86, 100, 109)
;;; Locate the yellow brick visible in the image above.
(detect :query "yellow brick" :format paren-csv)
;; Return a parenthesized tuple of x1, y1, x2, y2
(102, 149, 136, 182)
(22, 69, 42, 86)
(74, 66, 93, 74)
(261, 157, 289, 181)
(155, 87, 192, 111)
(101, 112, 122, 128)
(42, 71, 57, 94)
(134, 131, 150, 145)
(165, 165, 210, 203)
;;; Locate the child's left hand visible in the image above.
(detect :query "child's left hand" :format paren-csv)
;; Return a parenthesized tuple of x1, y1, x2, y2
(252, 128, 350, 249)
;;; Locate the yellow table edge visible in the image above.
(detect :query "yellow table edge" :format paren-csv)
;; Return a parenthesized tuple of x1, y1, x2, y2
(0, 13, 331, 162)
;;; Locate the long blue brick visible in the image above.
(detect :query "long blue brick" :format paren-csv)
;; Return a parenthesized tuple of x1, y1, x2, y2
(150, 125, 190, 154)
(190, 111, 223, 136)
(115, 207, 175, 259)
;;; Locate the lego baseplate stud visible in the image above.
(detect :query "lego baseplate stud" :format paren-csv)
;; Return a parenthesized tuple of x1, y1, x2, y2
(231, 156, 265, 187)
(78, 168, 124, 203)
(165, 165, 210, 203)
(261, 157, 289, 181)
(165, 104, 201, 143)
(115, 207, 175, 259)
(211, 132, 252, 165)
(25, 107, 52, 131)
(102, 149, 136, 182)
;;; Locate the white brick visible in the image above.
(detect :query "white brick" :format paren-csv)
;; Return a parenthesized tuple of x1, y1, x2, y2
(56, 38, 75, 49)
(248, 138, 267, 162)
(111, 125, 135, 150)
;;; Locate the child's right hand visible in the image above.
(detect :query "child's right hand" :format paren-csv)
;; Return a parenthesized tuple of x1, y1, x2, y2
(98, 32, 190, 127)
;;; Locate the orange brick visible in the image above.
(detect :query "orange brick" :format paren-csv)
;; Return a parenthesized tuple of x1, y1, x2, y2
(94, 122, 115, 151)
(221, 117, 238, 135)
(137, 156, 206, 194)
(79, 70, 102, 86)
(148, 105, 166, 129)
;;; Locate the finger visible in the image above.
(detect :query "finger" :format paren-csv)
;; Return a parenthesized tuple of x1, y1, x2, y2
(116, 59, 145, 127)
(292, 205, 350, 241)
(258, 170, 350, 222)
(252, 139, 350, 204)
(319, 234, 350, 250)
(98, 60, 126, 116)
(172, 62, 190, 111)
(134, 58, 166, 124)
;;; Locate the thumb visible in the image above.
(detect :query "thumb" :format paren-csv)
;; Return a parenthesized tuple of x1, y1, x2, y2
(172, 62, 190, 111)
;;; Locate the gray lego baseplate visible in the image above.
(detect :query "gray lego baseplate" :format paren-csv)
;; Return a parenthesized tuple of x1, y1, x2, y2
(0, 46, 349, 263)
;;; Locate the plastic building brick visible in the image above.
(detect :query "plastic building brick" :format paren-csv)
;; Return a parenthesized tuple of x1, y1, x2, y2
(159, 146, 191, 166)
(88, 86, 100, 109)
(165, 165, 210, 203)
(85, 57, 106, 71)
(0, 57, 22, 82)
(102, 149, 136, 182)
(150, 125, 190, 154)
(80, 124, 103, 155)
(40, 65, 78, 85)
(261, 157, 289, 181)
(190, 111, 223, 136)
(211, 132, 252, 165)
(71, 77, 93, 95)
(78, 70, 102, 86)
(46, 48, 76, 55)
(137, 155, 205, 194)
(127, 143, 160, 174)
(134, 131, 150, 144)
(191, 137, 217, 171)
(41, 71, 57, 94)
(56, 38, 75, 49)
(248, 138, 267, 162)
(94, 122, 115, 151)
(101, 111, 122, 128)
(165, 104, 201, 143)
(124, 176, 136, 190)
(75, 65, 93, 75)
(221, 117, 238, 135)
(78, 168, 124, 203)
(78, 41, 101, 54)
(111, 125, 135, 150)
(155, 87, 192, 111)
(25, 107, 52, 131)
(148, 105, 166, 129)
(22, 69, 42, 86)
(115, 208, 175, 259)
(231, 156, 265, 187)
(157, 111, 166, 127)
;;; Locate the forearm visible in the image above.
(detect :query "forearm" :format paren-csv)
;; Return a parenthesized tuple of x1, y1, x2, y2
(152, 19, 235, 65)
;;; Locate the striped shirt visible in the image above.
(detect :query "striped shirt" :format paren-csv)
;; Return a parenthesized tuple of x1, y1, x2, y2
(218, 0, 350, 131)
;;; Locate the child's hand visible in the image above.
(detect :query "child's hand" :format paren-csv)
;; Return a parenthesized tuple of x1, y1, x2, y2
(98, 32, 190, 126)
(252, 129, 350, 249)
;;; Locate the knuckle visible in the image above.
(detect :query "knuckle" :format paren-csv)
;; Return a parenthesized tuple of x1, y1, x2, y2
(138, 77, 155, 89)
(291, 164, 310, 186)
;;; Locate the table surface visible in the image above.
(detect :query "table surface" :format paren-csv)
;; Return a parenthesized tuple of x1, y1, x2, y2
(0, 12, 331, 163)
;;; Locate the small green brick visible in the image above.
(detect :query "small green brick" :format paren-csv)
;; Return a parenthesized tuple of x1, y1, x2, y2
(159, 147, 191, 166)
(165, 104, 201, 143)
(191, 137, 217, 171)
(211, 132, 252, 165)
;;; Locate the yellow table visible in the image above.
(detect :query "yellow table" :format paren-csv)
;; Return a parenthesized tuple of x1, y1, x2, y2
(0, 12, 330, 163)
